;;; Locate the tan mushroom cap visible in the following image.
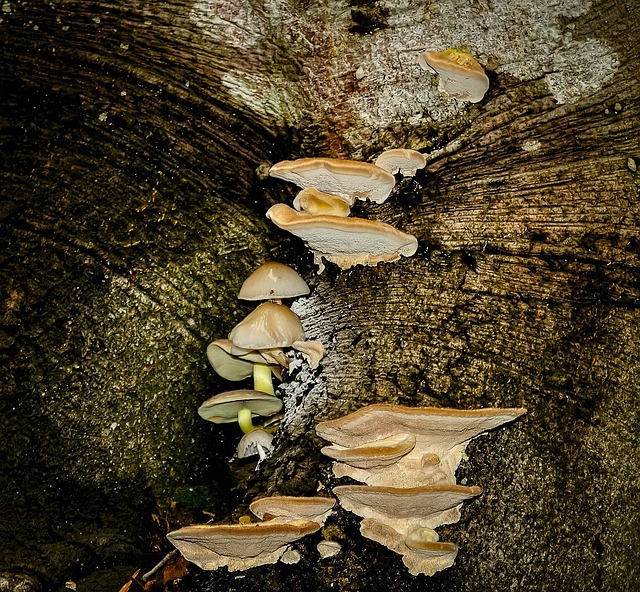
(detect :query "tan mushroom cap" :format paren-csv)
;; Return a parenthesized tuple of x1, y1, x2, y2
(229, 302, 305, 351)
(197, 390, 283, 423)
(374, 149, 427, 176)
(418, 49, 489, 103)
(293, 188, 351, 217)
(316, 404, 526, 450)
(269, 157, 396, 204)
(239, 262, 310, 301)
(333, 483, 481, 526)
(321, 433, 416, 469)
(267, 204, 418, 273)
(166, 519, 320, 571)
(250, 496, 336, 525)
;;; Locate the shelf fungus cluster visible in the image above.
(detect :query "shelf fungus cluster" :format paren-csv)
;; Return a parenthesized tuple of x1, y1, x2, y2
(198, 261, 324, 462)
(167, 496, 335, 571)
(316, 404, 526, 576)
(267, 153, 424, 273)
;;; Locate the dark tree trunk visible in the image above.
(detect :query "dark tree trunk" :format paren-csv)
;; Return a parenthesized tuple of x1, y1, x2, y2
(1, 0, 639, 591)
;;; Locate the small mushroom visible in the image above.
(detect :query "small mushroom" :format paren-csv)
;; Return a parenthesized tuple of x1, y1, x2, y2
(317, 540, 342, 559)
(166, 519, 321, 571)
(269, 157, 396, 204)
(250, 496, 335, 526)
(374, 149, 427, 177)
(418, 49, 489, 103)
(198, 389, 283, 434)
(266, 204, 418, 273)
(237, 428, 274, 462)
(229, 302, 305, 352)
(238, 262, 310, 303)
(293, 188, 351, 217)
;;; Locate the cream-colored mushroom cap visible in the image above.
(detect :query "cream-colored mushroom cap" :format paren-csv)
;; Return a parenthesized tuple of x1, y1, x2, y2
(239, 262, 310, 301)
(321, 433, 416, 469)
(293, 188, 351, 217)
(229, 301, 305, 350)
(267, 204, 418, 273)
(269, 157, 395, 204)
(374, 149, 427, 177)
(166, 519, 320, 571)
(250, 496, 335, 525)
(418, 49, 489, 103)
(198, 389, 283, 423)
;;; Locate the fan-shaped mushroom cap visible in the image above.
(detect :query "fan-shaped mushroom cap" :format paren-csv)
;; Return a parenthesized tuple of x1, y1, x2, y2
(166, 519, 320, 571)
(320, 433, 416, 469)
(250, 496, 335, 525)
(239, 262, 310, 301)
(317, 404, 525, 487)
(198, 390, 283, 424)
(418, 49, 489, 103)
(332, 483, 481, 532)
(267, 204, 418, 273)
(229, 302, 305, 351)
(293, 188, 351, 217)
(374, 149, 427, 176)
(269, 157, 395, 204)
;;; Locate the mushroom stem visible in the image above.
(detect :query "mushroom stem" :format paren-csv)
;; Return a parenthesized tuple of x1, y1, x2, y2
(237, 407, 255, 434)
(253, 363, 275, 395)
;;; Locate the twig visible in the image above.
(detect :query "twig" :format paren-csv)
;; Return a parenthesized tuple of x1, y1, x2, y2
(141, 549, 179, 583)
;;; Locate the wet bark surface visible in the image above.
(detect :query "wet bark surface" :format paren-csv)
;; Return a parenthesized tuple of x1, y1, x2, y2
(1, 0, 639, 591)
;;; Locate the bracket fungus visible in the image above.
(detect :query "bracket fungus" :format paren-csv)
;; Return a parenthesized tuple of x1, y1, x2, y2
(250, 496, 335, 525)
(316, 404, 526, 487)
(293, 187, 351, 217)
(198, 389, 283, 434)
(374, 149, 427, 177)
(267, 204, 418, 273)
(166, 519, 321, 571)
(332, 483, 482, 533)
(269, 157, 395, 204)
(418, 49, 490, 103)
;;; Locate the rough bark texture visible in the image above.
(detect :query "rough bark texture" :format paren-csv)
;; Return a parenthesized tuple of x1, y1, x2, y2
(1, 0, 639, 591)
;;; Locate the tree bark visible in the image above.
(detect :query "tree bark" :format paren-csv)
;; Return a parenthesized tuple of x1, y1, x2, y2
(1, 0, 639, 590)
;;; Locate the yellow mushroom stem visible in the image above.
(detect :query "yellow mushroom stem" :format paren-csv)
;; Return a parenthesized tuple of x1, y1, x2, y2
(237, 407, 255, 434)
(253, 362, 275, 395)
